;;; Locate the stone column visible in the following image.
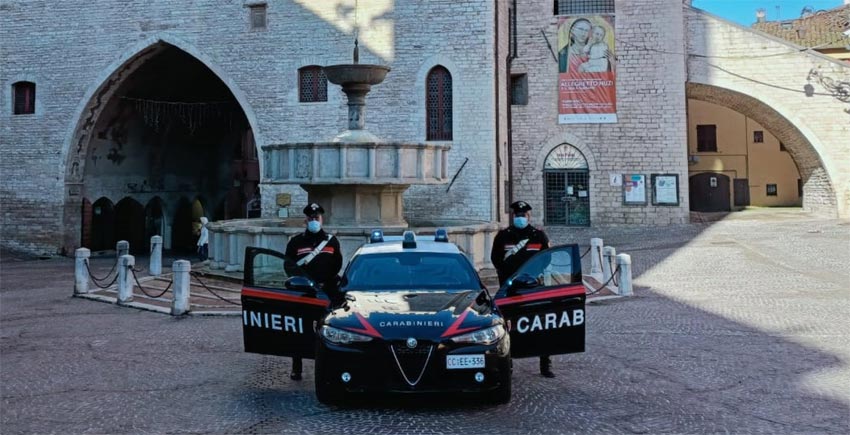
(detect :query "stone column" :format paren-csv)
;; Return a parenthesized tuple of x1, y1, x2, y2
(171, 260, 191, 316)
(616, 254, 633, 296)
(117, 255, 135, 305)
(590, 238, 603, 276)
(150, 236, 162, 276)
(74, 248, 91, 295)
(602, 246, 616, 286)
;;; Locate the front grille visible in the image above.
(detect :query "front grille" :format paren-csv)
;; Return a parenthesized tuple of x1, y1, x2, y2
(390, 343, 434, 386)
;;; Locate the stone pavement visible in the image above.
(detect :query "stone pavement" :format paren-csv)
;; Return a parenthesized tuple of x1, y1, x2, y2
(1, 208, 848, 434)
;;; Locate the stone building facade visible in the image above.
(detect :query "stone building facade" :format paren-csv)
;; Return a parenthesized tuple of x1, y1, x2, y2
(1, 0, 847, 256)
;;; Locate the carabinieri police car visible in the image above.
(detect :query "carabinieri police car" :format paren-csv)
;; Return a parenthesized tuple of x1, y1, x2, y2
(240, 229, 585, 405)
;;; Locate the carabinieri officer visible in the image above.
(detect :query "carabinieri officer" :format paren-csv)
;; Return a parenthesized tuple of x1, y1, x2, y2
(490, 200, 556, 378)
(283, 202, 343, 380)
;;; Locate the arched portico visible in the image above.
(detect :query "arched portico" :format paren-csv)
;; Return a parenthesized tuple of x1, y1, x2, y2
(60, 36, 261, 253)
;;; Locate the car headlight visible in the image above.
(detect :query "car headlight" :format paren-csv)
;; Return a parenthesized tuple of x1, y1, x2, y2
(320, 325, 374, 344)
(449, 325, 506, 345)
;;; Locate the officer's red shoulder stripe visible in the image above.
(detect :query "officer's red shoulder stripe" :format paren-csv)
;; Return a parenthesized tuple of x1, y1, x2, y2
(497, 285, 585, 306)
(526, 243, 542, 250)
(321, 247, 335, 253)
(241, 287, 329, 307)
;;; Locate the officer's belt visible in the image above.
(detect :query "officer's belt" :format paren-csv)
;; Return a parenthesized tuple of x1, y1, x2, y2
(296, 234, 334, 267)
(504, 238, 529, 260)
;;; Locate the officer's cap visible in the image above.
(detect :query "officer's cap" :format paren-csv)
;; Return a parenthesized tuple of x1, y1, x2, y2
(303, 203, 325, 217)
(509, 201, 532, 214)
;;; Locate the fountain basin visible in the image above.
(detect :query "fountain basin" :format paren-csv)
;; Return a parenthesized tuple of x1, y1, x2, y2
(323, 64, 390, 86)
(262, 142, 450, 184)
(207, 219, 500, 273)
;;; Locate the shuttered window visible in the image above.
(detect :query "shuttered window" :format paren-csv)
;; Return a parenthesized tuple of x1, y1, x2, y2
(696, 125, 717, 152)
(13, 82, 36, 115)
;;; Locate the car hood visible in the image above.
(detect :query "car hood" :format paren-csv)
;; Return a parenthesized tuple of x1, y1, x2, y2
(325, 290, 497, 341)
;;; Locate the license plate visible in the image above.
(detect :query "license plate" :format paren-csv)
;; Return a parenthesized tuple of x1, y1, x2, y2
(446, 354, 485, 369)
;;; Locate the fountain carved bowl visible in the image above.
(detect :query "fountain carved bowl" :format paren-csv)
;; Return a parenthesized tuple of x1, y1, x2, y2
(323, 64, 390, 86)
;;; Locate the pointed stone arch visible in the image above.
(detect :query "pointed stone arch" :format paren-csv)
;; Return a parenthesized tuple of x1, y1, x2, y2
(60, 34, 262, 252)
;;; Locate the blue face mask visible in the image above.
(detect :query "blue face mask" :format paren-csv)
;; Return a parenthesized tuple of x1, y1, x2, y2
(513, 216, 528, 229)
(307, 220, 322, 233)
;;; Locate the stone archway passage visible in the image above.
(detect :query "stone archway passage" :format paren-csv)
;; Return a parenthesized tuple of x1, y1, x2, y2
(62, 42, 256, 255)
(687, 83, 836, 215)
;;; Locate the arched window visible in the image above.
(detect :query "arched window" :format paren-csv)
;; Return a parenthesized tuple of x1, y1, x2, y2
(299, 66, 327, 103)
(426, 66, 452, 141)
(12, 81, 36, 114)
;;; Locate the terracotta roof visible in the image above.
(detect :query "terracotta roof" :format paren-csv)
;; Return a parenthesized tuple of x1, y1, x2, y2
(752, 4, 849, 49)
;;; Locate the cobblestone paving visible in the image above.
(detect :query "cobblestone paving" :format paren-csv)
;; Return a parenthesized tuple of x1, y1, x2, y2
(1, 209, 848, 434)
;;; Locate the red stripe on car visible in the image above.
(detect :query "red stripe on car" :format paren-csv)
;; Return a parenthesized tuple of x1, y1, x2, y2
(440, 309, 480, 338)
(497, 285, 585, 306)
(344, 313, 383, 338)
(241, 288, 329, 307)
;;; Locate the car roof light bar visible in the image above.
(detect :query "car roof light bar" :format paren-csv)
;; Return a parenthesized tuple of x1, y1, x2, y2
(434, 228, 448, 242)
(402, 230, 416, 249)
(370, 229, 384, 243)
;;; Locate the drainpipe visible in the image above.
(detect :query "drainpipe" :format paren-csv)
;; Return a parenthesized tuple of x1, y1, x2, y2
(494, 0, 501, 222)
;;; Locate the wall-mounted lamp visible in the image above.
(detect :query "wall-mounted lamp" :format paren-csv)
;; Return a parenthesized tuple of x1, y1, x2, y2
(688, 155, 700, 165)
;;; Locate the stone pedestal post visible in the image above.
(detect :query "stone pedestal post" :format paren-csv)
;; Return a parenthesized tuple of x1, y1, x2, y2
(171, 260, 191, 316)
(590, 238, 603, 276)
(602, 246, 617, 286)
(616, 254, 633, 296)
(150, 236, 162, 276)
(74, 248, 90, 295)
(117, 255, 135, 305)
(116, 240, 129, 258)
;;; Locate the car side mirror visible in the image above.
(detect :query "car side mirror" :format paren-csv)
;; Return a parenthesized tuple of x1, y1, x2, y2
(285, 276, 317, 293)
(507, 273, 539, 293)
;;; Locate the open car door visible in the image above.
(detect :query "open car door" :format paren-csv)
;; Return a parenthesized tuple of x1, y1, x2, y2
(241, 247, 330, 358)
(493, 244, 585, 358)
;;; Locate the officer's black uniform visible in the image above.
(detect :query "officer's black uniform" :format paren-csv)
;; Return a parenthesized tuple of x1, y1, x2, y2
(490, 201, 556, 378)
(283, 203, 343, 381)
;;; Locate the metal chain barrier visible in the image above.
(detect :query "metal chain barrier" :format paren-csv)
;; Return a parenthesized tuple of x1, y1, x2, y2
(85, 259, 117, 282)
(586, 265, 621, 296)
(84, 260, 119, 289)
(580, 246, 591, 258)
(190, 272, 241, 306)
(130, 268, 172, 299)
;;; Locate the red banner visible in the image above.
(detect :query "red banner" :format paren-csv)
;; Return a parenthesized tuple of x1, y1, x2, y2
(557, 16, 617, 124)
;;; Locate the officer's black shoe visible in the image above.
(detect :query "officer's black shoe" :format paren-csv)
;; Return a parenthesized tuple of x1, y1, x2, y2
(540, 356, 555, 378)
(540, 367, 556, 378)
(290, 372, 302, 381)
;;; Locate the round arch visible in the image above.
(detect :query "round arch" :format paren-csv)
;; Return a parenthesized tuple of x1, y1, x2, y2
(60, 35, 262, 252)
(687, 82, 838, 217)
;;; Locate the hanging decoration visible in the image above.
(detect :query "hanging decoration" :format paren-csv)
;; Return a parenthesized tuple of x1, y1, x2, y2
(120, 97, 239, 133)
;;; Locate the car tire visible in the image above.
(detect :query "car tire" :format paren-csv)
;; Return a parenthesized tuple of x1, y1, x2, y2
(314, 362, 345, 405)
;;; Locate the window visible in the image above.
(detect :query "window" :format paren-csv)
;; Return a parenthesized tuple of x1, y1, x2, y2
(766, 184, 778, 196)
(510, 74, 528, 105)
(13, 81, 35, 115)
(249, 4, 267, 29)
(298, 66, 327, 103)
(753, 130, 764, 143)
(797, 179, 803, 197)
(696, 125, 717, 152)
(554, 0, 615, 15)
(426, 66, 452, 141)
(779, 142, 788, 152)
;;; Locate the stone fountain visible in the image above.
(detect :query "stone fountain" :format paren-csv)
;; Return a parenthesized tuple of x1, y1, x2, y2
(207, 45, 498, 272)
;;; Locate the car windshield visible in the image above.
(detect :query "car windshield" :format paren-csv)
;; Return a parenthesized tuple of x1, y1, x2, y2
(344, 252, 480, 291)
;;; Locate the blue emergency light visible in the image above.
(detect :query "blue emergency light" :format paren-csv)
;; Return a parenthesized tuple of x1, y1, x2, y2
(434, 228, 448, 242)
(402, 230, 416, 249)
(369, 229, 384, 243)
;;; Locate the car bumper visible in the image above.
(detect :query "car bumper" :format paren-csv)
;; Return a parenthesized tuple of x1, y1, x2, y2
(315, 338, 511, 394)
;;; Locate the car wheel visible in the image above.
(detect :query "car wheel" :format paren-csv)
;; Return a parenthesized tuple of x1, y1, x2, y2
(314, 363, 345, 405)
(490, 372, 512, 404)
